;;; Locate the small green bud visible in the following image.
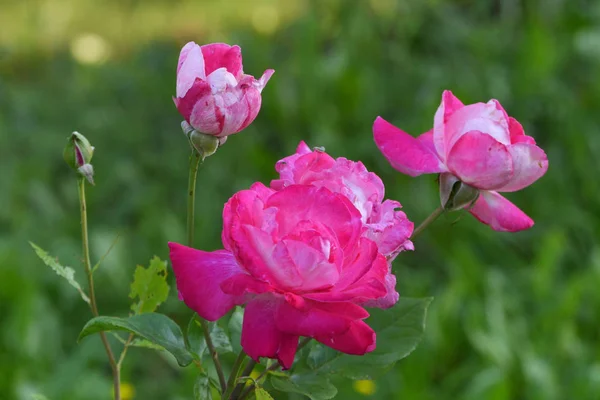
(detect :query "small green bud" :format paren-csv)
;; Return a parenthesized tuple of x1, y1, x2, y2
(63, 131, 95, 185)
(439, 173, 479, 211)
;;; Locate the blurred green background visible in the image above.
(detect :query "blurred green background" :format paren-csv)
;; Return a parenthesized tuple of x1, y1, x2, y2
(2, 0, 600, 399)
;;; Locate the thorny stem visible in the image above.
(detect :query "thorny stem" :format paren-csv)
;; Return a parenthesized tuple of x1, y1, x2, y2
(78, 178, 121, 400)
(411, 206, 444, 240)
(237, 337, 313, 400)
(186, 148, 227, 393)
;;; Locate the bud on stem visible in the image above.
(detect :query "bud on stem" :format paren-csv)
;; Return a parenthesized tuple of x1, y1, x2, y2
(439, 173, 479, 211)
(181, 121, 222, 160)
(64, 131, 95, 185)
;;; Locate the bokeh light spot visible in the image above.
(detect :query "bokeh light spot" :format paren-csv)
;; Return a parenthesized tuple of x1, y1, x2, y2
(70, 33, 110, 65)
(251, 5, 279, 35)
(353, 379, 376, 396)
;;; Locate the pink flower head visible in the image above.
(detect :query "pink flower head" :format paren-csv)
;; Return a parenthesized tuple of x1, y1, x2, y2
(174, 42, 274, 137)
(170, 179, 404, 368)
(373, 90, 548, 232)
(272, 141, 414, 259)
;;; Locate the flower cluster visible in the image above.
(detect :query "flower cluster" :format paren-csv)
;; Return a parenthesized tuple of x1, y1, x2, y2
(170, 43, 548, 368)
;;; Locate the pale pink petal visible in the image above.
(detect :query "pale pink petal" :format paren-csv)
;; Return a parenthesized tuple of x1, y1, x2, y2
(497, 143, 548, 192)
(373, 117, 446, 176)
(508, 117, 536, 145)
(273, 239, 339, 291)
(446, 130, 514, 190)
(176, 43, 206, 98)
(200, 43, 243, 78)
(168, 243, 243, 321)
(315, 320, 376, 355)
(254, 69, 275, 92)
(206, 68, 238, 94)
(365, 199, 414, 258)
(444, 101, 511, 153)
(469, 191, 534, 232)
(241, 298, 299, 369)
(433, 90, 465, 160)
(276, 299, 368, 337)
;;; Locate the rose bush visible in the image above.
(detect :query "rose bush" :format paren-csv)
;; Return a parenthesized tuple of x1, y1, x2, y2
(373, 90, 549, 232)
(174, 42, 274, 137)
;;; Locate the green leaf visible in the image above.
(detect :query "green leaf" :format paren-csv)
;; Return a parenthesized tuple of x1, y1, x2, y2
(29, 242, 90, 304)
(307, 297, 433, 379)
(271, 374, 337, 400)
(254, 387, 275, 400)
(187, 315, 233, 359)
(129, 338, 166, 351)
(79, 313, 193, 366)
(31, 395, 50, 400)
(194, 373, 213, 400)
(129, 256, 170, 314)
(228, 307, 244, 353)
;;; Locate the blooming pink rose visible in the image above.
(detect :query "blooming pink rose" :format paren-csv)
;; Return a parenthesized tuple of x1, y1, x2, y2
(373, 90, 548, 232)
(271, 142, 414, 307)
(174, 42, 274, 137)
(169, 183, 396, 369)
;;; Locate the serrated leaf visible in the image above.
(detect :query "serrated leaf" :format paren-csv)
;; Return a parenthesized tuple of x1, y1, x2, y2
(254, 387, 275, 400)
(228, 307, 244, 353)
(78, 313, 193, 366)
(307, 297, 432, 379)
(30, 242, 90, 304)
(271, 374, 337, 400)
(187, 315, 233, 359)
(129, 256, 170, 314)
(194, 373, 213, 400)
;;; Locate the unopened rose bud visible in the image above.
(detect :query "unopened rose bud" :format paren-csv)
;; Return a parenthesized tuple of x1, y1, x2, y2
(439, 173, 479, 211)
(64, 131, 95, 185)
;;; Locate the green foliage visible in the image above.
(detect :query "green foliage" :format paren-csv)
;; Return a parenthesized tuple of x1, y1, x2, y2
(29, 242, 90, 304)
(187, 315, 233, 360)
(254, 387, 275, 400)
(129, 256, 170, 314)
(79, 314, 194, 366)
(306, 297, 432, 379)
(271, 374, 338, 400)
(193, 373, 213, 400)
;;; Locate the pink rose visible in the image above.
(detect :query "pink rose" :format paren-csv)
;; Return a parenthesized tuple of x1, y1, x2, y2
(373, 90, 548, 232)
(169, 182, 396, 369)
(174, 42, 274, 137)
(271, 142, 414, 308)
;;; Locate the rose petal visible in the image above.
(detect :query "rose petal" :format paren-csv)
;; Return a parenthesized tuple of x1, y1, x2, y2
(508, 117, 536, 145)
(497, 143, 548, 192)
(315, 320, 376, 355)
(276, 299, 368, 337)
(241, 298, 299, 369)
(168, 243, 244, 321)
(446, 130, 514, 190)
(200, 43, 243, 78)
(469, 191, 534, 232)
(433, 90, 465, 160)
(373, 117, 446, 176)
(176, 43, 206, 98)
